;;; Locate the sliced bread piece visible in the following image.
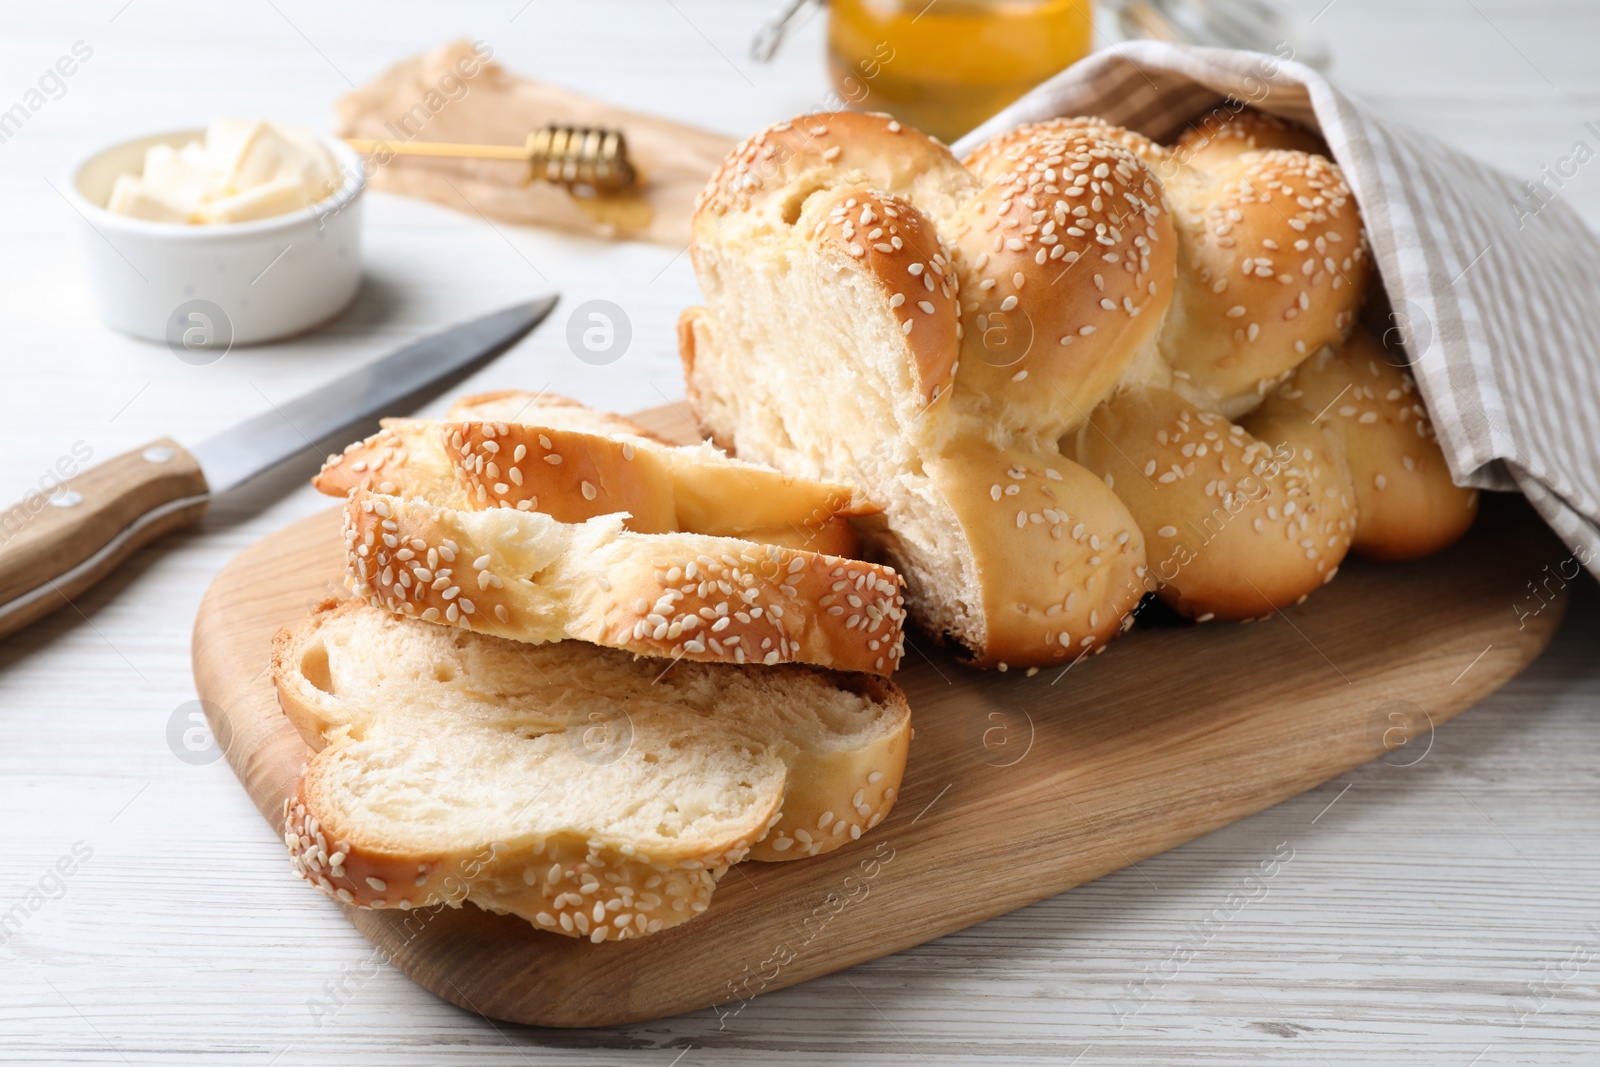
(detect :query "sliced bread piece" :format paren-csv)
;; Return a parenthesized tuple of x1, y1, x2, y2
(447, 390, 673, 436)
(275, 599, 911, 940)
(314, 392, 866, 556)
(313, 392, 672, 503)
(344, 488, 907, 676)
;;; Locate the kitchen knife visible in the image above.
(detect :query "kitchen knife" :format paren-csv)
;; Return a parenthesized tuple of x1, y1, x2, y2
(0, 295, 558, 640)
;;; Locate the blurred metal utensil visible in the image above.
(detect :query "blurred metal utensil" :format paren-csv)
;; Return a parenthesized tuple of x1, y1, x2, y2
(752, 0, 825, 62)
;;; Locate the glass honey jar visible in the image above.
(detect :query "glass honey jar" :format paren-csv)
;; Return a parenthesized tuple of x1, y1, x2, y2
(828, 0, 1094, 143)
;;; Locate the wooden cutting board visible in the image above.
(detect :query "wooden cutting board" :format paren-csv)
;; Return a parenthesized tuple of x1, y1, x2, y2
(191, 405, 1569, 1028)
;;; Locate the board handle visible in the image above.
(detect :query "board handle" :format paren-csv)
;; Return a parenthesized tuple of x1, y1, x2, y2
(0, 439, 209, 640)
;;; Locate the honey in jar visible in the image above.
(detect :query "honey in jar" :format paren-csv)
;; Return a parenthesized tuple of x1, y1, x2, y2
(828, 0, 1094, 143)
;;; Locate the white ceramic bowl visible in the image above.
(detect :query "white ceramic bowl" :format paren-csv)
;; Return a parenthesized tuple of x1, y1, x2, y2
(66, 129, 364, 348)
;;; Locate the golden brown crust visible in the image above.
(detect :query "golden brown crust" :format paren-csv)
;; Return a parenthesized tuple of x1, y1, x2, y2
(313, 393, 670, 499)
(962, 116, 1172, 180)
(1257, 329, 1478, 560)
(962, 112, 1368, 412)
(928, 440, 1147, 667)
(447, 420, 681, 527)
(588, 544, 907, 676)
(445, 390, 676, 445)
(1075, 386, 1355, 620)
(1160, 148, 1370, 407)
(1173, 109, 1329, 169)
(451, 418, 871, 544)
(312, 419, 454, 501)
(344, 490, 908, 675)
(951, 125, 1176, 436)
(692, 111, 976, 239)
(805, 186, 961, 407)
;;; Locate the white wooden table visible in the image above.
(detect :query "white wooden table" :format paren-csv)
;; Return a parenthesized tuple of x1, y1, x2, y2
(1, 2, 1595, 1063)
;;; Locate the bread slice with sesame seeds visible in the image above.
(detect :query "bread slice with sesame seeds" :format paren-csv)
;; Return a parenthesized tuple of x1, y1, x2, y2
(344, 487, 908, 676)
(447, 390, 676, 438)
(274, 599, 910, 941)
(313, 392, 867, 557)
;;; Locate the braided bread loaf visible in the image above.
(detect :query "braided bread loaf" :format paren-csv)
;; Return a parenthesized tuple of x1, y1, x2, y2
(679, 109, 1475, 666)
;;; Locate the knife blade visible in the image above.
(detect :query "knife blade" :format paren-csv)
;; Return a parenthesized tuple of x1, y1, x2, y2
(0, 296, 558, 640)
(194, 296, 557, 495)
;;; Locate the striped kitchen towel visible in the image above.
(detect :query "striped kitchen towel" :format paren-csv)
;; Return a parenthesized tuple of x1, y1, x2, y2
(953, 41, 1600, 579)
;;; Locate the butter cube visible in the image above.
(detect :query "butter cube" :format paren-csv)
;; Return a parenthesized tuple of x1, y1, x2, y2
(211, 119, 336, 200)
(204, 118, 261, 177)
(106, 173, 192, 223)
(140, 140, 219, 220)
(198, 177, 314, 223)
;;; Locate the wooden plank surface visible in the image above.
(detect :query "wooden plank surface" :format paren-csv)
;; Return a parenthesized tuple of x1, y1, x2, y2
(190, 406, 1569, 1027)
(3, 1, 1599, 1061)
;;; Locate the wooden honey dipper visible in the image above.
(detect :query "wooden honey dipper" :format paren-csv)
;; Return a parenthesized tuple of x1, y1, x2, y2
(345, 125, 638, 193)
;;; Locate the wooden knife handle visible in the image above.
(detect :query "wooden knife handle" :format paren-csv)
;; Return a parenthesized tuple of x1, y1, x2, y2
(0, 438, 210, 640)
